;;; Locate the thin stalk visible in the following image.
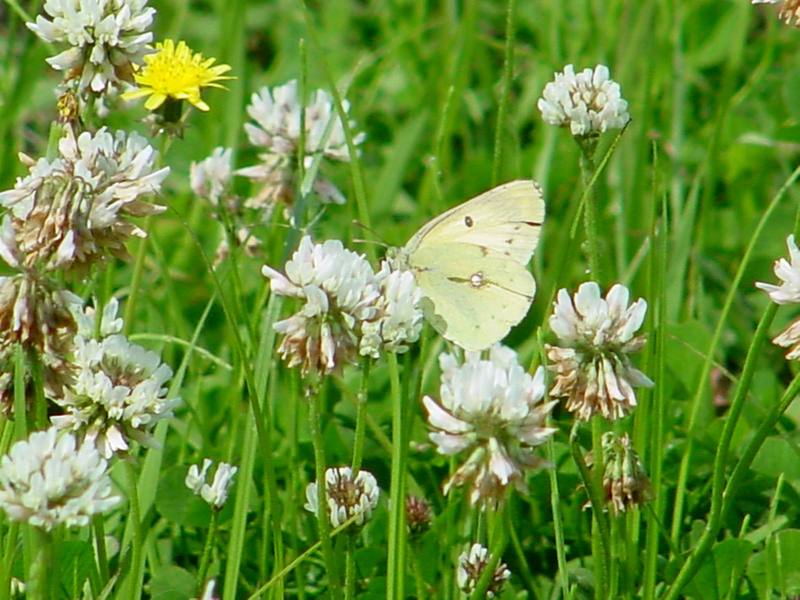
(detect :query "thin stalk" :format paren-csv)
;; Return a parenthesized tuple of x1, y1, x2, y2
(344, 535, 356, 600)
(197, 509, 219, 594)
(13, 345, 27, 440)
(670, 163, 800, 545)
(579, 143, 604, 283)
(663, 303, 781, 599)
(308, 385, 342, 599)
(386, 353, 406, 600)
(570, 424, 610, 598)
(591, 416, 606, 600)
(92, 516, 110, 586)
(547, 438, 570, 599)
(0, 522, 19, 600)
(410, 541, 426, 600)
(29, 527, 52, 600)
(351, 358, 371, 473)
(470, 507, 508, 600)
(490, 0, 517, 185)
(27, 351, 47, 430)
(122, 460, 144, 600)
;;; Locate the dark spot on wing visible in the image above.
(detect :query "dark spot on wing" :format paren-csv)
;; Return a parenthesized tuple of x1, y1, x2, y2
(506, 238, 514, 245)
(479, 246, 489, 256)
(522, 220, 543, 227)
(464, 216, 474, 227)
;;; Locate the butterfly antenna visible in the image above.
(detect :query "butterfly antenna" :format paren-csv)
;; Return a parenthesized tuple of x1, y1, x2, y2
(352, 220, 388, 246)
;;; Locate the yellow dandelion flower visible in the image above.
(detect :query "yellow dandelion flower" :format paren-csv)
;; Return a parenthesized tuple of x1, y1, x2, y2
(122, 39, 232, 112)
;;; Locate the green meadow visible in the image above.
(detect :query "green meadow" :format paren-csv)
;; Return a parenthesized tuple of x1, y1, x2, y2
(2, 0, 800, 598)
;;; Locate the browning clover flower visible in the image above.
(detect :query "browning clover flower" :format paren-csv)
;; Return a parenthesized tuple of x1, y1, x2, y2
(185, 459, 238, 509)
(587, 432, 651, 514)
(0, 127, 168, 274)
(237, 79, 364, 214)
(50, 298, 179, 458)
(304, 466, 380, 529)
(547, 282, 652, 421)
(423, 345, 557, 507)
(0, 274, 81, 414)
(122, 39, 232, 112)
(27, 0, 155, 95)
(359, 262, 424, 358)
(456, 543, 511, 598)
(0, 427, 120, 530)
(757, 235, 800, 359)
(190, 147, 234, 205)
(405, 495, 433, 537)
(262, 236, 382, 376)
(753, 0, 800, 26)
(538, 64, 630, 137)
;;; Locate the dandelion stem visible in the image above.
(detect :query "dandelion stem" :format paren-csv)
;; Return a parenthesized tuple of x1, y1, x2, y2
(351, 357, 371, 473)
(308, 385, 342, 599)
(386, 353, 407, 600)
(197, 509, 219, 594)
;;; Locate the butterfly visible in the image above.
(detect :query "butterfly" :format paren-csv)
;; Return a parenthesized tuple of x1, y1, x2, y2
(394, 180, 545, 352)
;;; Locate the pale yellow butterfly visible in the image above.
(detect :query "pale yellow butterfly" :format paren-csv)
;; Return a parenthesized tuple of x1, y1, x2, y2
(394, 179, 545, 352)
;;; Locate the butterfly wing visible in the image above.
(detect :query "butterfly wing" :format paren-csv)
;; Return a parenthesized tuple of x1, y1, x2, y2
(408, 242, 536, 351)
(406, 179, 545, 264)
(402, 180, 545, 351)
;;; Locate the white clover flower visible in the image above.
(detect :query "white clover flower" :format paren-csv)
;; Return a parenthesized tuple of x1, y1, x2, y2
(262, 236, 382, 375)
(27, 0, 155, 95)
(456, 543, 511, 598)
(547, 282, 652, 421)
(237, 79, 364, 212)
(191, 147, 233, 205)
(756, 235, 800, 305)
(360, 262, 424, 358)
(423, 345, 557, 506)
(0, 427, 120, 530)
(756, 235, 800, 359)
(538, 64, 630, 137)
(753, 0, 800, 26)
(50, 300, 179, 458)
(304, 466, 380, 529)
(0, 127, 169, 273)
(185, 459, 238, 509)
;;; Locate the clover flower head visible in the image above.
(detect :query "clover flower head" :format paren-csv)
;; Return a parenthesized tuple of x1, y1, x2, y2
(185, 459, 238, 509)
(0, 127, 168, 274)
(538, 64, 630, 137)
(405, 495, 433, 537)
(0, 274, 82, 414)
(237, 79, 364, 212)
(456, 543, 511, 598)
(360, 262, 424, 358)
(423, 344, 557, 507)
(27, 0, 155, 95)
(304, 466, 380, 528)
(122, 39, 232, 112)
(547, 282, 652, 421)
(587, 432, 651, 514)
(191, 147, 233, 205)
(756, 235, 800, 305)
(51, 299, 179, 458)
(262, 236, 382, 376)
(0, 427, 120, 530)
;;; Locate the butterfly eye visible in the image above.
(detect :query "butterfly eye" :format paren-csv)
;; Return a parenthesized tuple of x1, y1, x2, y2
(464, 216, 474, 227)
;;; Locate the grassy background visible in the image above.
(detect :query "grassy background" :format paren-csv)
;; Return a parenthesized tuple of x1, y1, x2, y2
(3, 0, 800, 598)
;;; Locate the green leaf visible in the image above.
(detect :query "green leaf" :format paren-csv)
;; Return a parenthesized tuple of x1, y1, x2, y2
(149, 566, 197, 600)
(155, 465, 212, 528)
(752, 437, 800, 483)
(56, 540, 95, 599)
(685, 538, 753, 599)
